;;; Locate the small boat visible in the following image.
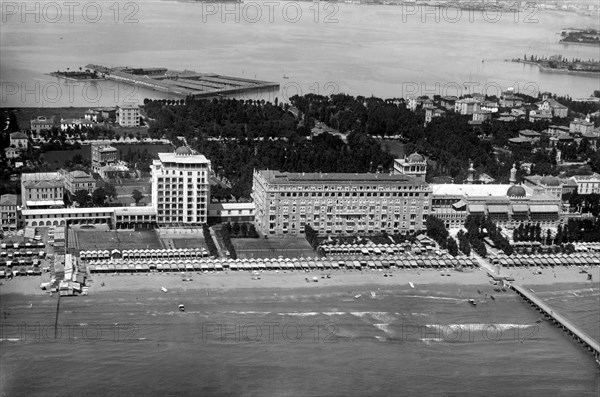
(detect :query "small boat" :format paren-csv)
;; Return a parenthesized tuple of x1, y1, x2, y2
(178, 304, 185, 312)
(409, 282, 415, 289)
(468, 299, 477, 306)
(354, 294, 362, 299)
(370, 291, 376, 298)
(161, 287, 168, 293)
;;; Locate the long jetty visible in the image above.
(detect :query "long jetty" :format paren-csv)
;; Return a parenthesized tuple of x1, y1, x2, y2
(511, 284, 600, 360)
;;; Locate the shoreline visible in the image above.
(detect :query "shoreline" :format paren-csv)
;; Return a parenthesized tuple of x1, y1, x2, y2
(1, 266, 598, 297)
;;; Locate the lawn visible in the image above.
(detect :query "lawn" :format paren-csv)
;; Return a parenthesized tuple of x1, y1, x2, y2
(75, 228, 162, 252)
(41, 147, 91, 167)
(233, 237, 315, 259)
(171, 238, 207, 249)
(378, 139, 405, 158)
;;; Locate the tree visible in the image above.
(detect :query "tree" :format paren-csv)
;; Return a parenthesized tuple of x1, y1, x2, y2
(131, 189, 144, 205)
(92, 187, 107, 206)
(425, 216, 449, 247)
(104, 183, 117, 200)
(447, 237, 459, 257)
(74, 189, 90, 207)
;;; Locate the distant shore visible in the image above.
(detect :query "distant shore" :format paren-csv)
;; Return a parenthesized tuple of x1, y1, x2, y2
(1, 266, 597, 297)
(510, 59, 600, 77)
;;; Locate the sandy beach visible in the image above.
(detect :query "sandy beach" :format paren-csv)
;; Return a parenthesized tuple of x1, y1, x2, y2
(1, 266, 598, 296)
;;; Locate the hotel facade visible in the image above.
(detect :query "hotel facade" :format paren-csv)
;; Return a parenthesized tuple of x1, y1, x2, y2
(251, 170, 431, 236)
(151, 146, 211, 226)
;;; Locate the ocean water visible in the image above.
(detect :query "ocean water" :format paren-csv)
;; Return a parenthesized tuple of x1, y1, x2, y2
(1, 1, 600, 107)
(1, 283, 599, 396)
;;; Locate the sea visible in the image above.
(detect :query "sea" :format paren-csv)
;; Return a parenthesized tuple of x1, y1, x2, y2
(1, 1, 600, 108)
(1, 282, 599, 396)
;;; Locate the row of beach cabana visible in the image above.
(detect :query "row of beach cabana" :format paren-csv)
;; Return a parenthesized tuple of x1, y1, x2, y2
(0, 266, 42, 278)
(79, 248, 209, 260)
(1, 242, 45, 250)
(493, 253, 600, 267)
(1, 250, 45, 258)
(320, 243, 412, 255)
(86, 254, 478, 274)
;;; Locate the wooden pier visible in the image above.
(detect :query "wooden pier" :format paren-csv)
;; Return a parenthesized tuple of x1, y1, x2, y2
(511, 284, 600, 360)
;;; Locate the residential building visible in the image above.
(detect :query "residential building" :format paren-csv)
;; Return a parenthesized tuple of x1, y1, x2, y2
(518, 129, 542, 143)
(500, 91, 523, 108)
(116, 105, 140, 127)
(440, 96, 457, 111)
(455, 98, 481, 115)
(60, 118, 94, 131)
(58, 169, 96, 194)
(151, 146, 211, 226)
(547, 125, 570, 136)
(30, 116, 55, 133)
(481, 101, 499, 113)
(0, 194, 19, 231)
(536, 98, 569, 118)
(393, 152, 427, 182)
(21, 173, 65, 209)
(10, 132, 28, 150)
(5, 147, 20, 159)
(84, 109, 102, 122)
(471, 110, 492, 124)
(570, 118, 595, 134)
(91, 143, 118, 172)
(251, 170, 431, 236)
(569, 174, 600, 195)
(424, 108, 446, 125)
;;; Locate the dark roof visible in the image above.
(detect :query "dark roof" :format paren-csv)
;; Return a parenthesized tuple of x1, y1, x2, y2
(407, 152, 425, 163)
(507, 185, 526, 197)
(540, 176, 560, 187)
(175, 146, 193, 156)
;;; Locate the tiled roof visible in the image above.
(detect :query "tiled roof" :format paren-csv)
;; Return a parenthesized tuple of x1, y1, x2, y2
(10, 132, 28, 140)
(0, 194, 18, 206)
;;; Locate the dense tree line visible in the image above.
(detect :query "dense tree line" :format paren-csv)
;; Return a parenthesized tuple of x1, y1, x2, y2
(557, 219, 600, 243)
(202, 224, 219, 257)
(513, 223, 543, 243)
(144, 98, 394, 200)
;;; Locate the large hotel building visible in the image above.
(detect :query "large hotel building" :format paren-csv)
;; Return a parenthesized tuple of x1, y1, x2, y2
(251, 169, 431, 236)
(151, 146, 211, 226)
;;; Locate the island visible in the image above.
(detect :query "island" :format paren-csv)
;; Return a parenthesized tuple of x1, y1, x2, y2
(49, 68, 104, 81)
(560, 29, 600, 46)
